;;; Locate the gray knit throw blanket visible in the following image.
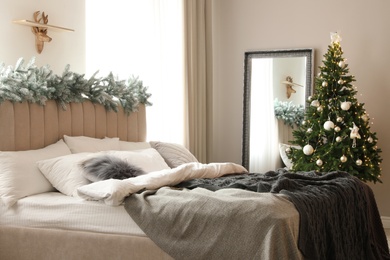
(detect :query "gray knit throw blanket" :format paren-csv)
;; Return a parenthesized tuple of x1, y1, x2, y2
(177, 169, 390, 260)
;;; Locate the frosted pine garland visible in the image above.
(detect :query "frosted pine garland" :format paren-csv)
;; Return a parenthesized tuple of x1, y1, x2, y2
(274, 99, 304, 128)
(0, 57, 151, 113)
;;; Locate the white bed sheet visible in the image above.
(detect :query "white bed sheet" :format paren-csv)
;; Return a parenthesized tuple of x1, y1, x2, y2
(0, 191, 145, 236)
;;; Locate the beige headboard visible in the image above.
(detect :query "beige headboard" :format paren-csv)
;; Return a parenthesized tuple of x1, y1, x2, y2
(0, 100, 146, 151)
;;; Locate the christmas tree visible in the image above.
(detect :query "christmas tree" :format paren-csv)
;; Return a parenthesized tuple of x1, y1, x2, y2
(288, 32, 382, 183)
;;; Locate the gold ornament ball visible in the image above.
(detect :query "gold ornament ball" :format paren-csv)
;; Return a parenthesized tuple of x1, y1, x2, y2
(316, 159, 323, 166)
(356, 159, 362, 166)
(368, 137, 373, 143)
(340, 155, 347, 163)
(322, 81, 328, 87)
(339, 61, 345, 68)
(317, 106, 323, 112)
(337, 117, 343, 122)
(336, 136, 342, 142)
(334, 126, 341, 132)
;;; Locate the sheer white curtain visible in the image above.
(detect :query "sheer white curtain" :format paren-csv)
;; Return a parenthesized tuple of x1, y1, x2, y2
(249, 59, 279, 172)
(86, 0, 185, 143)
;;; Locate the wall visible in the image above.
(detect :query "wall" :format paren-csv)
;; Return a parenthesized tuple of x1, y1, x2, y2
(0, 0, 85, 74)
(211, 0, 390, 218)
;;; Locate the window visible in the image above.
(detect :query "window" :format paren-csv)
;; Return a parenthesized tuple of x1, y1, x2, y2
(86, 0, 185, 143)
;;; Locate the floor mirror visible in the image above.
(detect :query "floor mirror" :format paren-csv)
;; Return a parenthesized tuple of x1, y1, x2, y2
(242, 49, 314, 172)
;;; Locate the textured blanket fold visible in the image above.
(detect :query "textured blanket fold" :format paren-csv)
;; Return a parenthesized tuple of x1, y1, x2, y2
(124, 187, 302, 260)
(176, 169, 390, 260)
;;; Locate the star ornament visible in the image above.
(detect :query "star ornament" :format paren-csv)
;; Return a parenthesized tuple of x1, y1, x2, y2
(330, 32, 342, 44)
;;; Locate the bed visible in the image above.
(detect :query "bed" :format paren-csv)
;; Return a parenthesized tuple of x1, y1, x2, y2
(0, 100, 389, 260)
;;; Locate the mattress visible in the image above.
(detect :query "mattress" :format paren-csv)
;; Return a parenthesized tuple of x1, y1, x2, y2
(0, 191, 144, 236)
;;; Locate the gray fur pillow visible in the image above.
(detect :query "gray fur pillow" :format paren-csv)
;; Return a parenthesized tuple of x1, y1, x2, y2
(80, 155, 146, 182)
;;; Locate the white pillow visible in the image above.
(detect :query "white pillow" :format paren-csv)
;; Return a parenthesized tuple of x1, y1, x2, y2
(36, 148, 170, 197)
(37, 153, 92, 197)
(119, 141, 151, 151)
(150, 141, 198, 168)
(64, 135, 120, 153)
(279, 143, 300, 169)
(89, 148, 171, 173)
(0, 140, 72, 207)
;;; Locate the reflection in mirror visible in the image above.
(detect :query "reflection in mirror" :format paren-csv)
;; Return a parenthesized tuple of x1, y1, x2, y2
(242, 49, 314, 172)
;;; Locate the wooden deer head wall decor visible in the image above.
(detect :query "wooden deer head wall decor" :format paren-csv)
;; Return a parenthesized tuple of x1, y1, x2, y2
(281, 76, 304, 99)
(31, 11, 52, 54)
(13, 11, 74, 54)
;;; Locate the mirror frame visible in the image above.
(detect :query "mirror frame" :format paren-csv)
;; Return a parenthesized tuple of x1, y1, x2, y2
(242, 48, 314, 170)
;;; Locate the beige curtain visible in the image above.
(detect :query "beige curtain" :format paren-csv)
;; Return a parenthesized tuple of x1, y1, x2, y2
(183, 0, 213, 163)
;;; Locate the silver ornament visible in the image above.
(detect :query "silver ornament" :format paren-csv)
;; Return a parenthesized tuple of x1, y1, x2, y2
(356, 159, 362, 166)
(303, 144, 314, 155)
(311, 100, 320, 107)
(341, 101, 351, 111)
(367, 137, 373, 143)
(323, 121, 335, 131)
(307, 128, 313, 133)
(336, 136, 342, 142)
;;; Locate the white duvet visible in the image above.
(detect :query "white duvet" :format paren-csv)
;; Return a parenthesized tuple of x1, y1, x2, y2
(77, 162, 247, 206)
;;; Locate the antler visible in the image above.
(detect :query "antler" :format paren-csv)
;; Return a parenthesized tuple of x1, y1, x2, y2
(33, 11, 42, 23)
(42, 12, 49, 25)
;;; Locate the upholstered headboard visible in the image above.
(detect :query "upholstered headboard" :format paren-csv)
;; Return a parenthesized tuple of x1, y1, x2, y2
(0, 100, 146, 151)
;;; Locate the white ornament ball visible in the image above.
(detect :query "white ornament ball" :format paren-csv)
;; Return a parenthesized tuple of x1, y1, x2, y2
(322, 81, 328, 87)
(307, 128, 313, 134)
(285, 147, 291, 154)
(340, 155, 347, 163)
(323, 121, 335, 130)
(316, 159, 323, 166)
(307, 96, 312, 101)
(339, 61, 345, 68)
(303, 144, 314, 155)
(341, 101, 351, 111)
(336, 117, 343, 123)
(361, 114, 368, 122)
(336, 136, 342, 142)
(367, 137, 373, 143)
(302, 120, 306, 126)
(338, 79, 344, 85)
(317, 106, 323, 112)
(334, 126, 341, 132)
(311, 100, 320, 107)
(356, 159, 362, 166)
